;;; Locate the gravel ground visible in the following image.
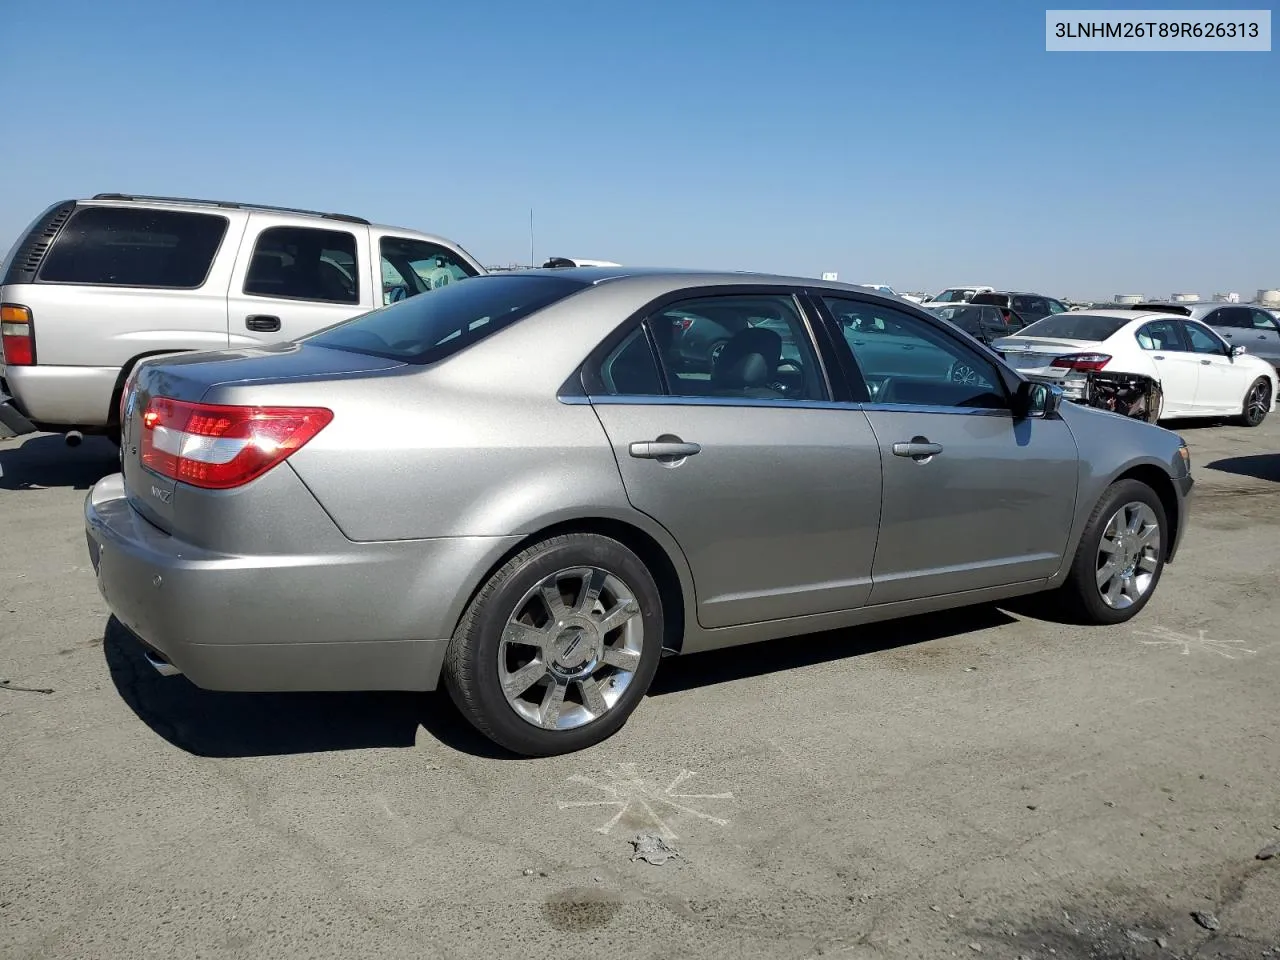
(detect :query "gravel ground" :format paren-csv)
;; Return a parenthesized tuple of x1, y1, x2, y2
(2, 418, 1278, 960)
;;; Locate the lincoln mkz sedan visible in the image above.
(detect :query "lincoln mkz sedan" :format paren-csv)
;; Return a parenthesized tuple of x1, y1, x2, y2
(86, 268, 1193, 756)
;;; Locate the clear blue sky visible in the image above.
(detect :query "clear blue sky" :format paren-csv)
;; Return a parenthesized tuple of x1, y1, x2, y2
(2, 0, 1277, 299)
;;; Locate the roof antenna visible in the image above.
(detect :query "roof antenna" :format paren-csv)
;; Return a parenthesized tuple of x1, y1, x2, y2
(529, 207, 535, 269)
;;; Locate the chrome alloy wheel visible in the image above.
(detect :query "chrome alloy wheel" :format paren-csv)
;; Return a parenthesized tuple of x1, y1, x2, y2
(1246, 379, 1271, 425)
(1095, 501, 1161, 609)
(498, 567, 644, 730)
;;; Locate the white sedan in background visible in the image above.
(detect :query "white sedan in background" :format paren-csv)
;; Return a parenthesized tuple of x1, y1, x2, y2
(992, 309, 1277, 426)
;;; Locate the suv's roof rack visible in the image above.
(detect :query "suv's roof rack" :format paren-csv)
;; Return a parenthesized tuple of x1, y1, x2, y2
(90, 193, 371, 225)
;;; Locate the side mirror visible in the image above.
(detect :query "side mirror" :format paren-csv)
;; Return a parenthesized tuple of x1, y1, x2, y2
(1014, 379, 1062, 419)
(1231, 344, 1248, 358)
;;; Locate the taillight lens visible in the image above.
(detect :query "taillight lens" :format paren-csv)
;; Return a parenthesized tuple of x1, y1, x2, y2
(1050, 353, 1111, 372)
(1, 304, 35, 366)
(140, 397, 333, 489)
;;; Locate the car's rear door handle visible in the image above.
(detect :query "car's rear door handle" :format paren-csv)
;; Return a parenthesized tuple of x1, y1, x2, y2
(1200, 358, 1212, 365)
(629, 440, 701, 460)
(892, 439, 943, 460)
(246, 315, 282, 333)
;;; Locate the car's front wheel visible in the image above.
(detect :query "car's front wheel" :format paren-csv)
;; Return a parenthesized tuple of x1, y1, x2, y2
(444, 533, 664, 757)
(1055, 479, 1168, 625)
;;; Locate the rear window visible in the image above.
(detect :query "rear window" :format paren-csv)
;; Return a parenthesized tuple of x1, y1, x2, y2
(1016, 313, 1130, 341)
(926, 304, 984, 333)
(37, 206, 229, 288)
(968, 293, 1008, 307)
(304, 274, 587, 364)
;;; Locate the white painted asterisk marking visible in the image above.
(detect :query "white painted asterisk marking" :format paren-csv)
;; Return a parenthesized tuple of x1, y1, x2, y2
(556, 763, 733, 837)
(1132, 625, 1257, 659)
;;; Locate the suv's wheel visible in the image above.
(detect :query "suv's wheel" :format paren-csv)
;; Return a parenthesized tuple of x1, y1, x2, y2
(444, 533, 664, 757)
(1055, 479, 1167, 625)
(1236, 377, 1271, 427)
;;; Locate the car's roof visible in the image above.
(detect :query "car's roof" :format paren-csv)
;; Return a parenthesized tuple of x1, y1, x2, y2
(77, 193, 463, 246)
(502, 266, 925, 298)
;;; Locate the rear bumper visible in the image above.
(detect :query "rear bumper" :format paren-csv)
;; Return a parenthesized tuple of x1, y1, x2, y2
(4, 364, 120, 429)
(84, 473, 520, 692)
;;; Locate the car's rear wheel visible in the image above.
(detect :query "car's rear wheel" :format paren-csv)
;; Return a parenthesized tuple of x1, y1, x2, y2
(444, 533, 663, 757)
(1236, 377, 1271, 427)
(1054, 479, 1167, 625)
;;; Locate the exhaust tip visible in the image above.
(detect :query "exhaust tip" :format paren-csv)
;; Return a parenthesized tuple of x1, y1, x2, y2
(142, 648, 182, 677)
(64, 431, 83, 448)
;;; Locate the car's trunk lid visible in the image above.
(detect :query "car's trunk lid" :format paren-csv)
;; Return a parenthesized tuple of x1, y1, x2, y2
(119, 343, 405, 533)
(994, 336, 1100, 373)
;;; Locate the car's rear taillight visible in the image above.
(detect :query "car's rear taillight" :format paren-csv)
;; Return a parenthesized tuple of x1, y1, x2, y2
(140, 397, 333, 490)
(1050, 353, 1111, 372)
(1, 304, 35, 366)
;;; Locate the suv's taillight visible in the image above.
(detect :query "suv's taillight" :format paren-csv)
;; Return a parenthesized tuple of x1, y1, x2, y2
(1, 304, 35, 365)
(140, 397, 333, 490)
(1050, 353, 1111, 372)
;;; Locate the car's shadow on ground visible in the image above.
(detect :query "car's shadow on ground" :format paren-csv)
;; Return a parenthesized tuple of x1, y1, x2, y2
(1204, 453, 1280, 483)
(103, 617, 518, 760)
(0, 434, 118, 490)
(106, 605, 1020, 759)
(648, 604, 1015, 695)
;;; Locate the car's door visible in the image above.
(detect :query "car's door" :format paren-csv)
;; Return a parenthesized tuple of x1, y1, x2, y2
(1181, 319, 1244, 411)
(584, 289, 882, 629)
(1134, 318, 1199, 415)
(817, 295, 1079, 604)
(1247, 308, 1280, 369)
(227, 214, 374, 346)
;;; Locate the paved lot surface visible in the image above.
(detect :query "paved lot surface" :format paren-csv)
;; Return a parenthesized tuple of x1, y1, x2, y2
(2, 418, 1279, 960)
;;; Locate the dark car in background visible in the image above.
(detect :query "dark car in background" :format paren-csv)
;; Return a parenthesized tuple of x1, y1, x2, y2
(969, 291, 1071, 327)
(922, 302, 1028, 347)
(1125, 301, 1280, 371)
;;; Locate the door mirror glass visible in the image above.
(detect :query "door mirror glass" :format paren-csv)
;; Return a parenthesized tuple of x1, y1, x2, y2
(1014, 379, 1061, 419)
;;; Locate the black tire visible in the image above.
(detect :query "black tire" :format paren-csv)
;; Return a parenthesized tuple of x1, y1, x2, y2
(1235, 377, 1271, 427)
(1053, 478, 1168, 625)
(443, 533, 664, 757)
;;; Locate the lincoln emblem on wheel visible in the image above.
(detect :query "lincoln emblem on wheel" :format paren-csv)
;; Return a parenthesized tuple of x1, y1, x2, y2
(84, 267, 1194, 756)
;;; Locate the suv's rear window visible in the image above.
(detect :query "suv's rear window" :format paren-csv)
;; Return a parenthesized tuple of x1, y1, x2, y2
(37, 206, 229, 288)
(304, 273, 587, 364)
(1016, 313, 1130, 341)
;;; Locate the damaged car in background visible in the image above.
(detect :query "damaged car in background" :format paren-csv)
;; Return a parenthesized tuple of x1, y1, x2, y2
(992, 309, 1277, 426)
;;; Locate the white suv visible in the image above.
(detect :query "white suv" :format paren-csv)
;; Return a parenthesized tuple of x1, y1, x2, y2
(0, 193, 486, 442)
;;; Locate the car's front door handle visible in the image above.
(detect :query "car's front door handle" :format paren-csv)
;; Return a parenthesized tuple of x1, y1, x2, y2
(1201, 358, 1212, 365)
(630, 440, 701, 460)
(246, 315, 282, 333)
(892, 439, 943, 460)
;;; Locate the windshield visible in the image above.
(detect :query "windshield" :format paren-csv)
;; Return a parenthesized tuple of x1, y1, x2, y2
(303, 274, 587, 364)
(1015, 313, 1130, 341)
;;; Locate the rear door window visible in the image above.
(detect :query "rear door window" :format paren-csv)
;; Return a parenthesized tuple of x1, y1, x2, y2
(244, 226, 360, 305)
(1207, 307, 1252, 328)
(36, 206, 229, 288)
(1135, 319, 1184, 351)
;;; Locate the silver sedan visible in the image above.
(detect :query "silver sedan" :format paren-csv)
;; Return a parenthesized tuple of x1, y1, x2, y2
(85, 268, 1194, 756)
